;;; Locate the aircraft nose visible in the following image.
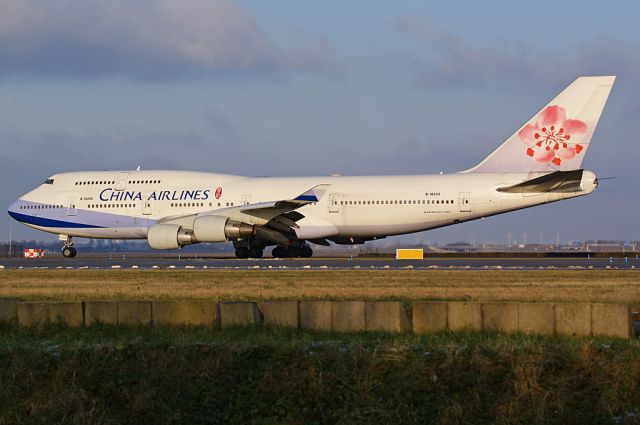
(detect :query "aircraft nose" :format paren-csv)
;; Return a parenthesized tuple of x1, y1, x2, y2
(7, 199, 21, 220)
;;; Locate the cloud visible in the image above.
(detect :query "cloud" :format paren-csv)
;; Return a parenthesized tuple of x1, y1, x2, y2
(0, 0, 342, 79)
(201, 107, 243, 145)
(394, 16, 640, 88)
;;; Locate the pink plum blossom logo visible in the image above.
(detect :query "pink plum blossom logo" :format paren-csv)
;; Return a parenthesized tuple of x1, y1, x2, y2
(518, 105, 587, 166)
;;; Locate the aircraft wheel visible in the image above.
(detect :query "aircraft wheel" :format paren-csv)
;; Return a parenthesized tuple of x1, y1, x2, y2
(248, 247, 263, 258)
(272, 247, 284, 258)
(300, 246, 313, 258)
(62, 247, 77, 258)
(235, 247, 249, 259)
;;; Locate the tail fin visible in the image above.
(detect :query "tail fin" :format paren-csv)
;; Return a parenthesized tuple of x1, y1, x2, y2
(465, 76, 615, 173)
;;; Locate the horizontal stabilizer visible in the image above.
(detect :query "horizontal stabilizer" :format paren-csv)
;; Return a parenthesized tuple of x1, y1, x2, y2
(497, 170, 584, 193)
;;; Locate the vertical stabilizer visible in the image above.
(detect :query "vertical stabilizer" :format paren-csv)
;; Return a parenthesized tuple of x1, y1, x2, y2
(464, 76, 615, 173)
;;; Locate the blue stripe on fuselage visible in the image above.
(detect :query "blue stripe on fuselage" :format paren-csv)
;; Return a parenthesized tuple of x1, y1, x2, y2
(8, 211, 105, 228)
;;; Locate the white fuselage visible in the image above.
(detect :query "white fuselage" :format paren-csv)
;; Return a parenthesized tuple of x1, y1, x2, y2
(8, 170, 597, 243)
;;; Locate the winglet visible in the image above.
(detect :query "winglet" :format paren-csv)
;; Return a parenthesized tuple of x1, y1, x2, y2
(294, 184, 330, 202)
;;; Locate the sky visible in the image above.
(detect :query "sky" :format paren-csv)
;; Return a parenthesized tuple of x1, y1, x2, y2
(1, 0, 639, 246)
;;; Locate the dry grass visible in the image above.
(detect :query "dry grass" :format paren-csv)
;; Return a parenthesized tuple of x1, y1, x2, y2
(1, 269, 640, 304)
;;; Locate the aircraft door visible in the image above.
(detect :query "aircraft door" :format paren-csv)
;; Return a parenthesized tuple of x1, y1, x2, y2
(459, 192, 471, 212)
(328, 193, 340, 213)
(115, 172, 129, 191)
(142, 194, 152, 215)
(67, 197, 77, 216)
(241, 194, 251, 205)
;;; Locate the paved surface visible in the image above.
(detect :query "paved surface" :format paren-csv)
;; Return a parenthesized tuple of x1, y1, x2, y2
(1, 255, 639, 270)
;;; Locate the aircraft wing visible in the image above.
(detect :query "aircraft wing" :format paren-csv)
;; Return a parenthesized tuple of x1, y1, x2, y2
(159, 184, 330, 227)
(237, 184, 329, 222)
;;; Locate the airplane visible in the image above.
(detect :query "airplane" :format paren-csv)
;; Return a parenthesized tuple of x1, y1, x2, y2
(7, 76, 615, 259)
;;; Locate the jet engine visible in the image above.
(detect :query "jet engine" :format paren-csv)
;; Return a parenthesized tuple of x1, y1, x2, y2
(147, 224, 197, 250)
(147, 216, 255, 249)
(193, 215, 254, 242)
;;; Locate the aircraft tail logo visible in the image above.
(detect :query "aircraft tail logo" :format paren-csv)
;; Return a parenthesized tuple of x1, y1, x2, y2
(520, 105, 587, 167)
(465, 76, 615, 173)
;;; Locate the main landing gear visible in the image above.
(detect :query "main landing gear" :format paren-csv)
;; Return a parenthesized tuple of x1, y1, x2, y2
(233, 239, 265, 259)
(233, 239, 313, 259)
(60, 235, 77, 258)
(234, 246, 264, 259)
(272, 244, 313, 258)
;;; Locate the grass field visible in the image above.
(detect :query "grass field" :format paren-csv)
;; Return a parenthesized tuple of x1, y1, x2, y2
(1, 324, 639, 425)
(3, 271, 640, 423)
(1, 270, 640, 305)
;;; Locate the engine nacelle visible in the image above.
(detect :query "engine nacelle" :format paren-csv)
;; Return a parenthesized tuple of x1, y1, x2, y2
(193, 215, 254, 242)
(147, 224, 196, 250)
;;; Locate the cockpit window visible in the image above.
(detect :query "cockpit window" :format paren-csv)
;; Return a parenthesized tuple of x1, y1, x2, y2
(43, 179, 54, 185)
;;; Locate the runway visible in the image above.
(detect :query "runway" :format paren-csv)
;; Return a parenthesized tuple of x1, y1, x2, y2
(1, 255, 638, 270)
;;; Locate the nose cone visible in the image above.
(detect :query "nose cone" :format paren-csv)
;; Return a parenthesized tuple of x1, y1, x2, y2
(7, 199, 21, 221)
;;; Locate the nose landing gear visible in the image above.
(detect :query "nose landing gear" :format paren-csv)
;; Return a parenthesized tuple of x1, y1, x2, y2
(60, 235, 77, 258)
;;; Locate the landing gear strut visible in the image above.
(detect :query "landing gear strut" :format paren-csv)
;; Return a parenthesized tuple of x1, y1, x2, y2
(60, 235, 77, 258)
